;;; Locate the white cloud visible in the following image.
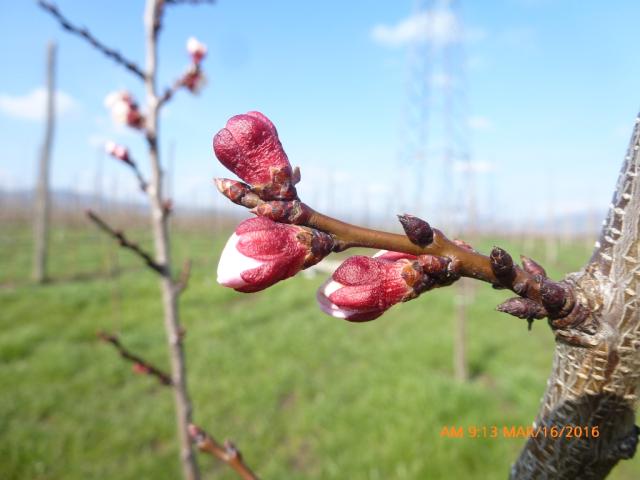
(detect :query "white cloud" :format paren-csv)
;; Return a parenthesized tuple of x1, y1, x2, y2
(0, 87, 78, 121)
(371, 7, 485, 48)
(468, 115, 493, 131)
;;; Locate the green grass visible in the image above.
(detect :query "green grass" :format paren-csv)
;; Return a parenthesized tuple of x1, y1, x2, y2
(1, 223, 639, 479)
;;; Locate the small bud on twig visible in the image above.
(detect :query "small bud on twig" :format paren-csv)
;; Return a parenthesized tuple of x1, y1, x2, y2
(251, 200, 310, 224)
(540, 279, 574, 318)
(490, 246, 516, 286)
(497, 297, 547, 330)
(520, 255, 547, 278)
(397, 214, 433, 247)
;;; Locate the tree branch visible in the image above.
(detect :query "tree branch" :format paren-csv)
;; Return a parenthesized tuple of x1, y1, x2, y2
(97, 330, 259, 479)
(188, 424, 259, 480)
(36, 0, 146, 81)
(86, 210, 166, 275)
(216, 178, 595, 340)
(97, 330, 173, 385)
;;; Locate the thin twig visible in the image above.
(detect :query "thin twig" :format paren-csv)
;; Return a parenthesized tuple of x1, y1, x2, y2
(36, 0, 146, 81)
(188, 424, 259, 480)
(175, 259, 193, 294)
(97, 331, 173, 385)
(97, 330, 259, 479)
(159, 78, 184, 108)
(86, 210, 166, 275)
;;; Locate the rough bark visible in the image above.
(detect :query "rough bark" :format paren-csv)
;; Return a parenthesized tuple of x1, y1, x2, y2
(510, 114, 640, 478)
(143, 1, 200, 478)
(32, 41, 56, 283)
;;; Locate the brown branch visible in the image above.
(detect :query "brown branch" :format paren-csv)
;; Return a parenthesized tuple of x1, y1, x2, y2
(97, 330, 173, 385)
(216, 178, 591, 336)
(214, 179, 542, 301)
(37, 1, 146, 81)
(86, 210, 166, 275)
(188, 424, 259, 480)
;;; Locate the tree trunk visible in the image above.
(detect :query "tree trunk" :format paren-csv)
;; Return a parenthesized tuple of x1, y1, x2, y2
(143, 2, 200, 479)
(32, 41, 56, 283)
(511, 113, 640, 478)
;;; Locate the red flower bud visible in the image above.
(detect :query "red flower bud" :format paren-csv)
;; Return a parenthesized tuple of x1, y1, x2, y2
(217, 217, 333, 293)
(213, 112, 297, 200)
(316, 253, 424, 322)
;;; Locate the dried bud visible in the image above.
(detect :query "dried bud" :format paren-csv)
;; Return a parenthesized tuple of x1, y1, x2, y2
(496, 297, 547, 320)
(520, 255, 547, 278)
(316, 254, 426, 322)
(252, 200, 310, 224)
(104, 90, 144, 129)
(104, 141, 132, 165)
(186, 37, 207, 64)
(397, 214, 433, 247)
(181, 65, 207, 94)
(217, 217, 333, 293)
(417, 254, 453, 285)
(214, 178, 260, 208)
(213, 112, 297, 200)
(490, 246, 515, 285)
(540, 279, 574, 318)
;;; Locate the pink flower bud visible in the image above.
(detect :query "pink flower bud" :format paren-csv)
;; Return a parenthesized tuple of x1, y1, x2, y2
(217, 217, 333, 293)
(104, 90, 144, 129)
(104, 141, 131, 165)
(317, 253, 428, 322)
(186, 37, 207, 64)
(181, 66, 207, 94)
(213, 112, 297, 200)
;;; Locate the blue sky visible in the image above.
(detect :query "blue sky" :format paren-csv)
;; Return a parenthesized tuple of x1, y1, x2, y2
(1, 0, 640, 230)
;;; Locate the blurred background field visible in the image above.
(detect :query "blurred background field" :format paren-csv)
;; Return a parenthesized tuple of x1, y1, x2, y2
(2, 205, 640, 480)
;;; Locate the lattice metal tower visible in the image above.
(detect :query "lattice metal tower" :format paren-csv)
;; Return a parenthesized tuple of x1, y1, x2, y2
(396, 0, 473, 233)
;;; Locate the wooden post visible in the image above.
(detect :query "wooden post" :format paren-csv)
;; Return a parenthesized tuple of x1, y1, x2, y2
(32, 41, 56, 283)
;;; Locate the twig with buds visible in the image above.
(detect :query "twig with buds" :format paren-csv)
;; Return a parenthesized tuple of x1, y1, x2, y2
(36, 1, 146, 80)
(188, 424, 259, 480)
(97, 330, 258, 479)
(212, 112, 591, 345)
(97, 330, 173, 385)
(86, 210, 165, 275)
(104, 142, 148, 192)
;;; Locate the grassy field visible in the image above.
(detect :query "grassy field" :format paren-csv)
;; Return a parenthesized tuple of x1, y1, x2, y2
(1, 220, 639, 479)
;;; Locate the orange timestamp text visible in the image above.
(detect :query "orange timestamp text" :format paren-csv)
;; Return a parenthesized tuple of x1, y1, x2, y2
(440, 424, 600, 439)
